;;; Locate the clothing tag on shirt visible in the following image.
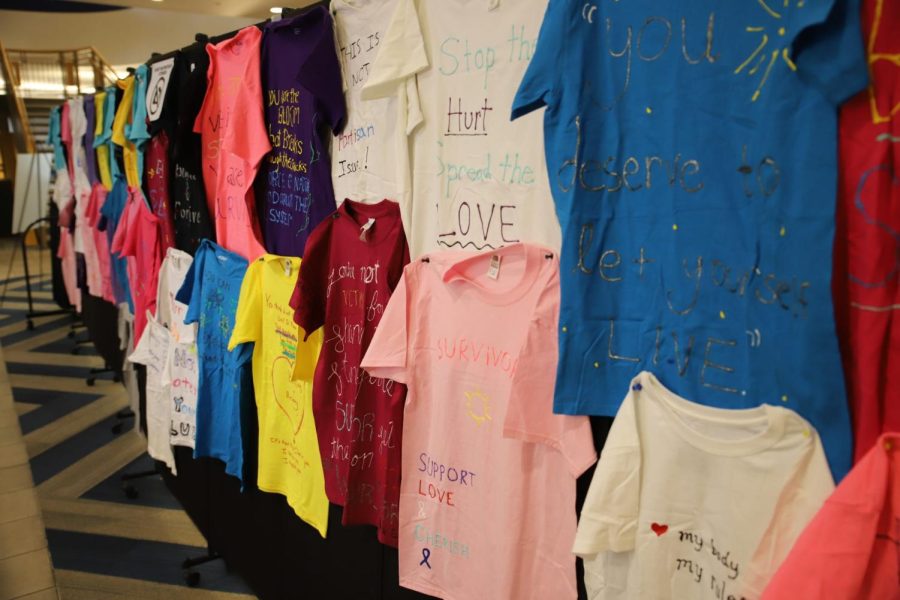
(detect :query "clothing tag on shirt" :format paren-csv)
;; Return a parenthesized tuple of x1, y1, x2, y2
(487, 255, 502, 280)
(283, 259, 292, 277)
(359, 218, 376, 241)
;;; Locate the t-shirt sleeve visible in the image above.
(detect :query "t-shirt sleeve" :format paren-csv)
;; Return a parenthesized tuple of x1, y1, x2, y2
(360, 0, 428, 102)
(127, 317, 155, 367)
(511, 0, 567, 120)
(572, 392, 641, 557)
(502, 261, 596, 478)
(746, 428, 837, 593)
(792, 0, 867, 105)
(361, 267, 410, 384)
(290, 220, 330, 340)
(111, 78, 133, 148)
(228, 261, 262, 351)
(109, 201, 131, 255)
(224, 45, 271, 169)
(177, 247, 203, 325)
(297, 13, 347, 135)
(761, 447, 879, 600)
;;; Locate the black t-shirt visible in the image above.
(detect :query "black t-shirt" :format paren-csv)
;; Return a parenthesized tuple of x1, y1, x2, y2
(170, 45, 214, 255)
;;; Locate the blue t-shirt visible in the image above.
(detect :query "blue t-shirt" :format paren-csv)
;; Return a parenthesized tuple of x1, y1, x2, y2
(98, 175, 134, 311)
(127, 64, 151, 182)
(512, 0, 866, 478)
(176, 239, 253, 483)
(48, 107, 67, 171)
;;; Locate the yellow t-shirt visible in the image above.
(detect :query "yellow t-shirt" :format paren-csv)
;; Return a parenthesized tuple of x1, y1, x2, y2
(94, 90, 112, 190)
(111, 75, 140, 187)
(228, 255, 328, 536)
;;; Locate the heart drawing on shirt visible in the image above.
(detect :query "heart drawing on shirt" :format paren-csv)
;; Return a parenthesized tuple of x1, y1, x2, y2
(272, 355, 304, 439)
(651, 523, 669, 537)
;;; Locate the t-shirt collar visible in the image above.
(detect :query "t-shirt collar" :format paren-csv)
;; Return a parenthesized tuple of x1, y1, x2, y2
(440, 242, 545, 305)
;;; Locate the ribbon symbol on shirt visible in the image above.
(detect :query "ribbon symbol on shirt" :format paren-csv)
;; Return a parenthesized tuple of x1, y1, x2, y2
(419, 548, 432, 569)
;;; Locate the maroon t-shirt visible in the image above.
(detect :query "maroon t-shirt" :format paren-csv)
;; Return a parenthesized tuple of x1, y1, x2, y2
(144, 131, 176, 251)
(290, 199, 408, 546)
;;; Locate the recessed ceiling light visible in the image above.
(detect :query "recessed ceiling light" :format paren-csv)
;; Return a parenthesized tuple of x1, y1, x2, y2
(151, 0, 163, 3)
(270, 7, 283, 13)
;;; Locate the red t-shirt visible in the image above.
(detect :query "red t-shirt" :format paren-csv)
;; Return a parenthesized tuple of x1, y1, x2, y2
(144, 131, 177, 251)
(290, 199, 409, 546)
(832, 0, 900, 463)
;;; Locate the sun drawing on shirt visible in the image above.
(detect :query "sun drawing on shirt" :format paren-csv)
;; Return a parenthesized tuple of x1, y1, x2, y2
(464, 390, 493, 427)
(733, 0, 803, 102)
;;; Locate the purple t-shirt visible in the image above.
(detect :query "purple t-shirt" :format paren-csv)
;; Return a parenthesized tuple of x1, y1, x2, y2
(259, 6, 346, 257)
(83, 94, 98, 185)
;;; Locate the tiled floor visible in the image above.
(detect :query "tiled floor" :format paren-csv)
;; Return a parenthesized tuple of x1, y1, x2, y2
(0, 237, 255, 599)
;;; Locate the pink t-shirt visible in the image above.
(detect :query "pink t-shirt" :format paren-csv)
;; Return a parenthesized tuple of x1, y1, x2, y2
(81, 183, 104, 298)
(113, 188, 166, 344)
(763, 433, 900, 599)
(362, 243, 596, 600)
(193, 26, 270, 261)
(86, 184, 114, 304)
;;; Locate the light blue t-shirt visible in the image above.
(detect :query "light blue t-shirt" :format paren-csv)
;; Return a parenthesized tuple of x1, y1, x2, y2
(176, 239, 253, 483)
(98, 175, 134, 312)
(512, 0, 866, 478)
(48, 107, 67, 171)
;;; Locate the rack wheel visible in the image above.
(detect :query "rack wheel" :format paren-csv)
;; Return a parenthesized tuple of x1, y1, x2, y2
(67, 330, 75, 339)
(111, 422, 124, 435)
(71, 347, 80, 355)
(122, 484, 138, 499)
(113, 373, 121, 383)
(184, 571, 201, 587)
(86, 377, 96, 386)
(26, 320, 34, 331)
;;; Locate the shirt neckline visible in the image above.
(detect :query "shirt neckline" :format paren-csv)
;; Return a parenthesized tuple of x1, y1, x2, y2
(337, 198, 401, 247)
(638, 371, 787, 457)
(439, 242, 546, 306)
(257, 253, 301, 280)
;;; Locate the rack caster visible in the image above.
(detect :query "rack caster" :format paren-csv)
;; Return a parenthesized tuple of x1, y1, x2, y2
(183, 571, 201, 587)
(122, 483, 138, 499)
(26, 320, 34, 331)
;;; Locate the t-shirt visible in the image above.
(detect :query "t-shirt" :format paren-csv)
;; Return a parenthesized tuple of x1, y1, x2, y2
(157, 248, 198, 448)
(194, 26, 270, 260)
(258, 6, 346, 257)
(330, 0, 425, 219)
(112, 75, 141, 188)
(83, 94, 99, 186)
(573, 371, 834, 599)
(511, 0, 868, 479)
(762, 434, 900, 599)
(291, 199, 409, 546)
(82, 183, 104, 298)
(172, 46, 214, 255)
(98, 175, 133, 312)
(86, 184, 114, 302)
(67, 97, 91, 254)
(176, 239, 252, 482)
(93, 90, 113, 190)
(228, 254, 328, 535)
(363, 0, 560, 257)
(128, 64, 152, 151)
(48, 106, 68, 173)
(144, 131, 177, 250)
(98, 85, 121, 185)
(362, 243, 596, 599)
(114, 187, 166, 344)
(831, 0, 900, 463)
(129, 314, 177, 474)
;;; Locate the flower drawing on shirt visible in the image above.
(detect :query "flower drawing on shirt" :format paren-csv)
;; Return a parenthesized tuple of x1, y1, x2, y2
(733, 0, 802, 102)
(463, 389, 493, 427)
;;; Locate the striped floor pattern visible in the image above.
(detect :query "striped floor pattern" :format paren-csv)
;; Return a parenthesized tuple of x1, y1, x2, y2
(1, 276, 256, 599)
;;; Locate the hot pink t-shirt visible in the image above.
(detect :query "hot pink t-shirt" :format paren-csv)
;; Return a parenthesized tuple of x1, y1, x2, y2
(86, 184, 114, 303)
(763, 433, 900, 599)
(362, 243, 596, 600)
(113, 188, 166, 344)
(193, 26, 270, 261)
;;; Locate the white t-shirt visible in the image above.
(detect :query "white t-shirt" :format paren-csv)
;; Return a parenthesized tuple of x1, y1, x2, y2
(363, 0, 560, 257)
(331, 0, 426, 219)
(68, 97, 91, 253)
(128, 314, 176, 474)
(574, 371, 834, 600)
(155, 248, 195, 344)
(118, 304, 140, 416)
(154, 248, 198, 449)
